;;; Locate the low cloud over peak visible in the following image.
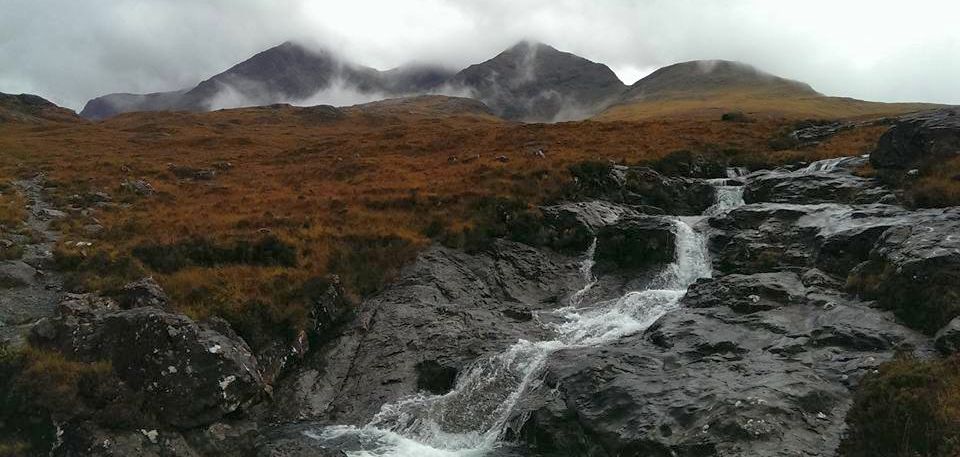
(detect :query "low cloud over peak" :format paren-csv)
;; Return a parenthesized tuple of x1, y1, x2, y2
(1, 0, 958, 110)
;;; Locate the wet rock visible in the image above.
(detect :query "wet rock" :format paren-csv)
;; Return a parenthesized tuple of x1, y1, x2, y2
(37, 207, 68, 219)
(622, 167, 716, 215)
(934, 317, 960, 355)
(814, 224, 896, 276)
(847, 210, 960, 333)
(683, 272, 806, 313)
(184, 421, 260, 456)
(121, 178, 155, 196)
(87, 191, 112, 203)
(118, 276, 170, 309)
(255, 429, 347, 457)
(790, 121, 852, 146)
(708, 204, 816, 274)
(569, 164, 715, 215)
(871, 107, 960, 169)
(53, 421, 200, 457)
(744, 171, 891, 205)
(595, 216, 677, 271)
(303, 274, 353, 340)
(31, 298, 265, 428)
(416, 360, 458, 394)
(540, 201, 638, 252)
(270, 240, 589, 424)
(518, 273, 924, 457)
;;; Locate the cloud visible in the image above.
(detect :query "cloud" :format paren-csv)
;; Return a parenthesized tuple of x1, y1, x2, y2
(1, 0, 958, 110)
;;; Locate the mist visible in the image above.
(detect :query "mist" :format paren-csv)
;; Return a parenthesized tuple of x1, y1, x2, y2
(1, 0, 958, 111)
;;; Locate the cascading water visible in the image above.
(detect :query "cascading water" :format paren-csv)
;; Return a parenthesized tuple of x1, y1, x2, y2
(311, 180, 745, 456)
(800, 156, 852, 174)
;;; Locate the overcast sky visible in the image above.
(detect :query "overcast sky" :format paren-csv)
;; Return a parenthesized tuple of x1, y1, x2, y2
(2, 0, 958, 110)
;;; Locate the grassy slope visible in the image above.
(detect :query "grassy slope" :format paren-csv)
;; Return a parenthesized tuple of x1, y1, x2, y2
(596, 88, 941, 121)
(0, 96, 894, 338)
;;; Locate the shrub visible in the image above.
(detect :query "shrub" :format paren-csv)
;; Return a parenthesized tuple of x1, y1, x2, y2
(841, 355, 960, 457)
(0, 346, 138, 454)
(133, 235, 297, 273)
(54, 244, 146, 293)
(327, 234, 421, 295)
(0, 187, 25, 228)
(721, 111, 751, 123)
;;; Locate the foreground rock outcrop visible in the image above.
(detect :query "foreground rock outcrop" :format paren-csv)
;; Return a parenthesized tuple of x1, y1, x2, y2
(871, 107, 960, 170)
(31, 293, 265, 429)
(518, 272, 923, 456)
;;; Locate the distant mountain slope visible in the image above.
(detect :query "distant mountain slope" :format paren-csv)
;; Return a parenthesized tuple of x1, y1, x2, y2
(80, 42, 459, 120)
(0, 92, 83, 124)
(346, 95, 497, 120)
(80, 40, 624, 122)
(598, 60, 939, 120)
(449, 41, 626, 122)
(622, 60, 819, 102)
(80, 90, 186, 121)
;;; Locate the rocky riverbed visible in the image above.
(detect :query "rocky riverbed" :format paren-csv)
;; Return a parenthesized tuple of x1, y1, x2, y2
(4, 108, 959, 456)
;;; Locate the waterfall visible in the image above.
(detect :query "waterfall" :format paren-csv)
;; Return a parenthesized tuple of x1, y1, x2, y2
(726, 167, 748, 178)
(800, 156, 852, 174)
(310, 181, 744, 456)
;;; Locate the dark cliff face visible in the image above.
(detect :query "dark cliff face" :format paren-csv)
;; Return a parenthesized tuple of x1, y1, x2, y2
(621, 59, 820, 102)
(449, 41, 627, 122)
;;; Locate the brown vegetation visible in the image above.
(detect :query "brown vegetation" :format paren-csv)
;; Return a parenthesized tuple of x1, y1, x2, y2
(842, 355, 960, 457)
(0, 98, 898, 346)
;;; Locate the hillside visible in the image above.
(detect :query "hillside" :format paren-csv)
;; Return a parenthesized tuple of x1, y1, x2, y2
(0, 92, 83, 124)
(598, 60, 940, 120)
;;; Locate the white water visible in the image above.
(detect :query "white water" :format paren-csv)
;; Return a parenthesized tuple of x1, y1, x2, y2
(800, 156, 852, 174)
(311, 181, 744, 456)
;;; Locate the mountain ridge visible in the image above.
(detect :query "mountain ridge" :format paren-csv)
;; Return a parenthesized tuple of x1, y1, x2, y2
(77, 40, 940, 123)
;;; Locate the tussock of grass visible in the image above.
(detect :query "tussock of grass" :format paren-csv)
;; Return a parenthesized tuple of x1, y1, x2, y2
(0, 183, 25, 228)
(842, 355, 960, 457)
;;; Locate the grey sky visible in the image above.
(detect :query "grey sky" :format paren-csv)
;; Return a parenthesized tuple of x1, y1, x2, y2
(2, 0, 958, 111)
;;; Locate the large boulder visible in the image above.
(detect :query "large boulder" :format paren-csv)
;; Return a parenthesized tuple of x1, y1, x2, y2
(516, 273, 924, 457)
(934, 317, 960, 355)
(871, 107, 960, 169)
(847, 209, 960, 334)
(540, 201, 639, 252)
(31, 295, 265, 428)
(622, 167, 716, 215)
(595, 216, 677, 271)
(118, 276, 170, 310)
(568, 163, 716, 215)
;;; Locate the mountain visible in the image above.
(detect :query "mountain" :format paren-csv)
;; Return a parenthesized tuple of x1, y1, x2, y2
(0, 92, 83, 124)
(598, 60, 938, 120)
(449, 41, 626, 122)
(80, 40, 624, 122)
(378, 63, 455, 94)
(621, 60, 818, 102)
(81, 90, 186, 121)
(81, 42, 389, 119)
